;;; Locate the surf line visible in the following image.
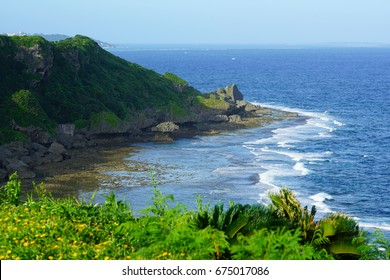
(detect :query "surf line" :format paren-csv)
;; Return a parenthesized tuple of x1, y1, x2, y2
(245, 103, 342, 213)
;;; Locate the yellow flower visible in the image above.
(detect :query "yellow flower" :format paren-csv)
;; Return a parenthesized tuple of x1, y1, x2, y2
(13, 227, 18, 231)
(23, 242, 29, 247)
(24, 208, 29, 212)
(7, 250, 11, 254)
(104, 256, 110, 260)
(57, 237, 63, 241)
(72, 253, 77, 257)
(48, 256, 54, 260)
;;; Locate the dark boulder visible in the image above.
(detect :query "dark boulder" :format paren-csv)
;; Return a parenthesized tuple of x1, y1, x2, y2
(5, 159, 36, 179)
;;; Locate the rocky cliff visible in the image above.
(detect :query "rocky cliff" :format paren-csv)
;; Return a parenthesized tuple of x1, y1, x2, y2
(0, 35, 295, 181)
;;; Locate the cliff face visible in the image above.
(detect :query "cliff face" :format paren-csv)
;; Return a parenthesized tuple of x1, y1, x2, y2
(0, 35, 201, 144)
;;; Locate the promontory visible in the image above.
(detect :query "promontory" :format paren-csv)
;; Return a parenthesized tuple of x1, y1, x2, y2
(0, 35, 295, 180)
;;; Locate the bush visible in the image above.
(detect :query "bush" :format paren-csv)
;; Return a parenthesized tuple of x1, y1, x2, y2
(0, 172, 21, 205)
(0, 175, 388, 260)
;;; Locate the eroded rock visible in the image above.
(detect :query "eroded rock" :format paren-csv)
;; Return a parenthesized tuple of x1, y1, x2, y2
(152, 122, 179, 133)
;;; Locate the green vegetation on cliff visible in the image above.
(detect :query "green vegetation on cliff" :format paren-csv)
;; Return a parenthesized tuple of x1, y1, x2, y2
(0, 35, 200, 144)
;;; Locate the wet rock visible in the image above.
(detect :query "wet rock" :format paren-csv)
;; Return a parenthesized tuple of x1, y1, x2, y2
(11, 121, 52, 145)
(31, 142, 48, 155)
(244, 103, 260, 112)
(228, 115, 242, 123)
(0, 147, 13, 162)
(151, 134, 174, 142)
(20, 156, 33, 165)
(0, 168, 7, 180)
(281, 112, 299, 117)
(57, 124, 75, 136)
(6, 159, 36, 179)
(44, 153, 64, 163)
(47, 142, 68, 161)
(48, 142, 67, 156)
(225, 84, 244, 102)
(152, 122, 179, 133)
(71, 134, 87, 149)
(209, 115, 229, 122)
(56, 133, 74, 149)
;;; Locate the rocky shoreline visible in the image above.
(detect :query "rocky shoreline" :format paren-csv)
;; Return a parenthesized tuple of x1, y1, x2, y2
(0, 85, 297, 184)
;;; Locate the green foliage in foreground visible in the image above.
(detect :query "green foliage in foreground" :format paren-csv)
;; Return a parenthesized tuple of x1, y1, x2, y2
(0, 173, 389, 260)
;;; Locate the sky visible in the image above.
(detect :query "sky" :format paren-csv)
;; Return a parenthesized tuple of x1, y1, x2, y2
(2, 0, 390, 45)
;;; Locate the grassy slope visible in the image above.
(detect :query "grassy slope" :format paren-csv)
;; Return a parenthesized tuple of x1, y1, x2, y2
(0, 35, 200, 143)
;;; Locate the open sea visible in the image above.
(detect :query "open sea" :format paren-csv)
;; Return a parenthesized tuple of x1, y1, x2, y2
(82, 46, 390, 236)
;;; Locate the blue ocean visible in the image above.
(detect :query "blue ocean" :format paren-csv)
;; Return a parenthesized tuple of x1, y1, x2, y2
(85, 47, 390, 235)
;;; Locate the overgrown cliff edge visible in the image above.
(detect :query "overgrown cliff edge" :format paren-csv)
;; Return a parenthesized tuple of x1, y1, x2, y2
(0, 35, 295, 181)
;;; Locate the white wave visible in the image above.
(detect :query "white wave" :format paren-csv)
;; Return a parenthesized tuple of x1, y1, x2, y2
(246, 103, 343, 211)
(258, 170, 279, 189)
(321, 116, 330, 121)
(254, 102, 344, 132)
(359, 222, 390, 232)
(293, 162, 310, 176)
(333, 120, 345, 126)
(307, 118, 335, 132)
(310, 192, 333, 202)
(260, 147, 328, 162)
(247, 104, 345, 157)
(308, 192, 334, 214)
(257, 161, 307, 190)
(318, 132, 332, 138)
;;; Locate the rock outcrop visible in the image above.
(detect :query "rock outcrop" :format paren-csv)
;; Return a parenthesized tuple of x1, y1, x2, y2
(152, 122, 180, 133)
(215, 84, 244, 103)
(0, 123, 94, 179)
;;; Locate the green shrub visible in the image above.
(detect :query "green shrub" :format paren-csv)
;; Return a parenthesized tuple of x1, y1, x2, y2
(195, 95, 230, 110)
(231, 228, 333, 260)
(0, 172, 21, 205)
(90, 111, 121, 128)
(0, 174, 388, 260)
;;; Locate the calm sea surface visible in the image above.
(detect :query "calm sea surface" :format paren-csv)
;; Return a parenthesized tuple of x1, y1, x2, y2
(82, 47, 390, 235)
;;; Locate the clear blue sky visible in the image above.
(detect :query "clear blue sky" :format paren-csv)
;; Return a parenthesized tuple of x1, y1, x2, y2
(2, 0, 390, 45)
